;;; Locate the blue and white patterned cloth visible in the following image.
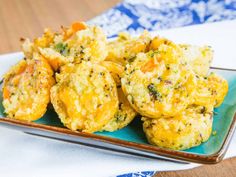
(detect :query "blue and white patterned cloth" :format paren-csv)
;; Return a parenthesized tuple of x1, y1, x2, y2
(88, 0, 236, 176)
(117, 171, 155, 177)
(89, 0, 236, 38)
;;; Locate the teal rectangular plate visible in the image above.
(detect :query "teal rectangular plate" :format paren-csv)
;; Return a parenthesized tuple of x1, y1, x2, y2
(0, 67, 236, 164)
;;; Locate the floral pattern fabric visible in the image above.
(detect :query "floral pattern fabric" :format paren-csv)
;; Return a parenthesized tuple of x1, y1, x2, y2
(89, 0, 236, 37)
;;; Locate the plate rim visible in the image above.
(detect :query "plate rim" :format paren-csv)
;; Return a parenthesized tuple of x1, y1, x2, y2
(0, 112, 235, 164)
(0, 65, 236, 164)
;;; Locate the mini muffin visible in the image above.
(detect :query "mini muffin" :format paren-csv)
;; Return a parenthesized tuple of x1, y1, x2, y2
(2, 54, 55, 121)
(149, 37, 213, 76)
(100, 61, 137, 131)
(142, 105, 213, 150)
(194, 72, 228, 108)
(21, 28, 55, 59)
(106, 31, 151, 65)
(180, 44, 213, 76)
(121, 44, 197, 118)
(50, 62, 118, 133)
(40, 22, 108, 70)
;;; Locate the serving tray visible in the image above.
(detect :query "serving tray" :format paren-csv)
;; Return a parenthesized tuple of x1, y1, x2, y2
(0, 53, 236, 164)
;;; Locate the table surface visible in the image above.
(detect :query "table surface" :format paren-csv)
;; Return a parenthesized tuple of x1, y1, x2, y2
(0, 0, 236, 176)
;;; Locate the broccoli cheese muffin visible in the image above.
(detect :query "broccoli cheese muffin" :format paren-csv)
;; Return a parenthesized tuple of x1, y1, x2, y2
(100, 61, 137, 131)
(2, 54, 55, 121)
(50, 62, 118, 133)
(142, 105, 213, 150)
(40, 22, 108, 70)
(180, 44, 213, 76)
(194, 72, 228, 108)
(103, 87, 137, 131)
(122, 44, 197, 118)
(106, 31, 151, 65)
(21, 29, 55, 59)
(149, 37, 213, 76)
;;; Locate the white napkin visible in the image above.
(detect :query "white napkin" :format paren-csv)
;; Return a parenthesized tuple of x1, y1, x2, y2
(0, 20, 236, 177)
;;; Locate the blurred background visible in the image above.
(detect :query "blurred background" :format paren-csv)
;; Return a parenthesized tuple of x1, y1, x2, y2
(0, 0, 119, 53)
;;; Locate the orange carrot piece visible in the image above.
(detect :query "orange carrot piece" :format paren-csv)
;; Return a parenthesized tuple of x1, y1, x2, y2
(141, 59, 157, 73)
(3, 87, 10, 99)
(72, 22, 86, 32)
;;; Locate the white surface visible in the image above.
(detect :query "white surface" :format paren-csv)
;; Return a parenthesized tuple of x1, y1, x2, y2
(0, 20, 236, 177)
